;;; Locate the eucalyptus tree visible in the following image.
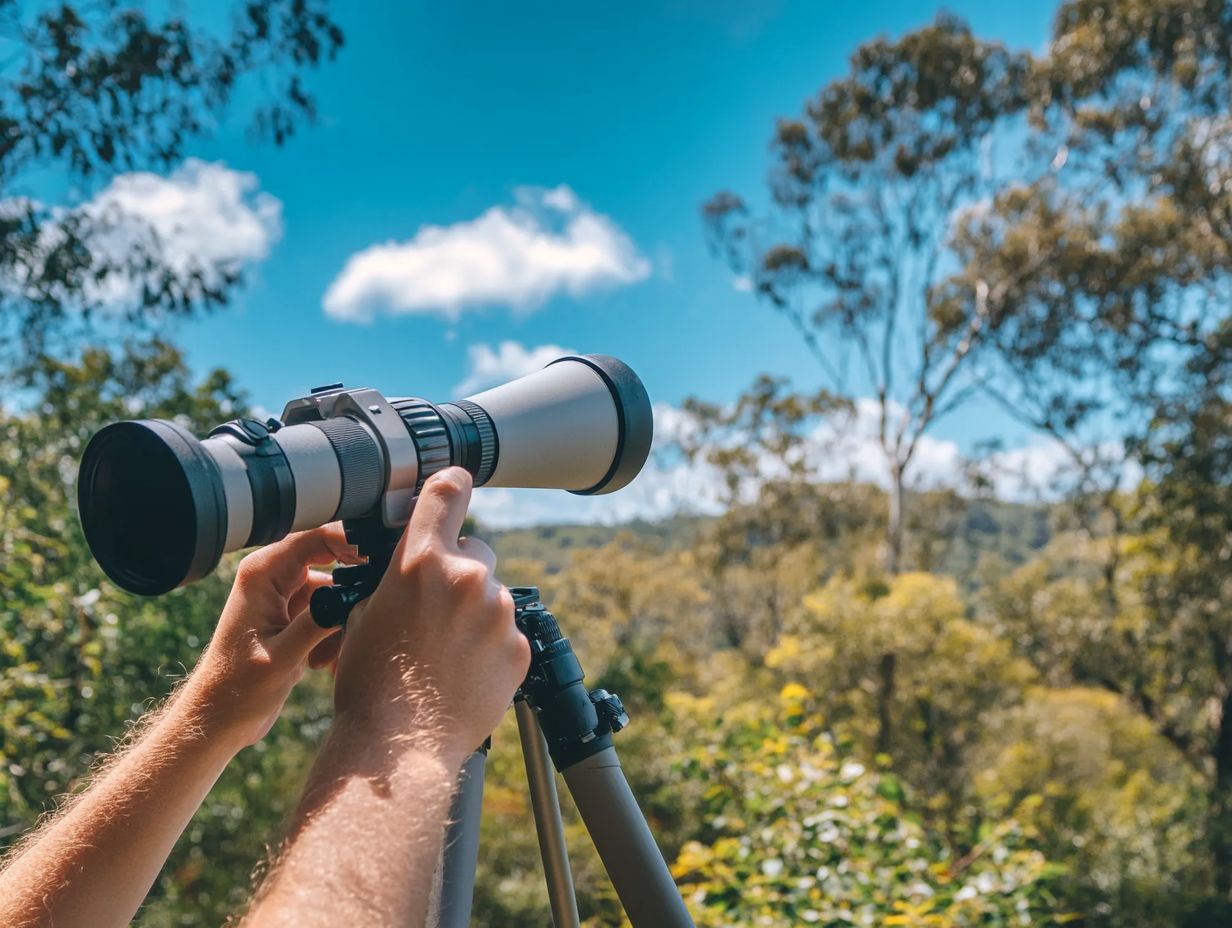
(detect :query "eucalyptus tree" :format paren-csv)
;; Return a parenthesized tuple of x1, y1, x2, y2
(947, 0, 1232, 579)
(704, 15, 1032, 574)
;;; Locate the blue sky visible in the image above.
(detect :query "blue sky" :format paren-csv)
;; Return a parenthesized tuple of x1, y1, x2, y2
(177, 0, 1050, 408)
(78, 1, 1063, 523)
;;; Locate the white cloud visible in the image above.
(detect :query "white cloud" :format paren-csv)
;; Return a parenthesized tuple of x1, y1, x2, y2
(731, 274, 753, 292)
(540, 185, 580, 212)
(1, 159, 281, 308)
(322, 185, 651, 322)
(977, 439, 1142, 501)
(81, 159, 281, 305)
(454, 341, 577, 397)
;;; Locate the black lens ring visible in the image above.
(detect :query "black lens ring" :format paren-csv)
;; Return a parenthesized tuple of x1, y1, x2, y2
(236, 437, 296, 546)
(439, 399, 500, 486)
(552, 355, 654, 496)
(78, 419, 227, 595)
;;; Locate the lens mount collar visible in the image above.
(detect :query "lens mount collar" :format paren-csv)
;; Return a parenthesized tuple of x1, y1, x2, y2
(283, 386, 416, 529)
(207, 418, 296, 547)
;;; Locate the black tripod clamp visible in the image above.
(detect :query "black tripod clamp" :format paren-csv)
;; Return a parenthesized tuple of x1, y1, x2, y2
(511, 586, 630, 772)
(309, 518, 402, 628)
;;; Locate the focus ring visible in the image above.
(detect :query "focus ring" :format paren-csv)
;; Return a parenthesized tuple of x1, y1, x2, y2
(452, 399, 498, 485)
(311, 416, 383, 519)
(392, 399, 452, 491)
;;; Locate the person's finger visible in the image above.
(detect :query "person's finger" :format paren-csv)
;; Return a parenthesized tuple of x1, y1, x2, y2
(287, 569, 335, 624)
(270, 605, 342, 665)
(457, 536, 496, 574)
(244, 523, 362, 599)
(308, 631, 343, 670)
(404, 468, 472, 554)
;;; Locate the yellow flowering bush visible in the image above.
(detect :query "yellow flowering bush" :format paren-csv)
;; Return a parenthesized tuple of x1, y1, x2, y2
(671, 688, 1068, 927)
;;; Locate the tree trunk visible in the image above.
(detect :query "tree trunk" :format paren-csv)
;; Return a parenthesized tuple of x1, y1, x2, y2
(1214, 688, 1232, 904)
(876, 652, 896, 757)
(886, 464, 905, 575)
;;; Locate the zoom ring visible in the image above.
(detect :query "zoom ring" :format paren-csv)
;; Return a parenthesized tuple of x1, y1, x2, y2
(453, 399, 498, 485)
(392, 399, 453, 492)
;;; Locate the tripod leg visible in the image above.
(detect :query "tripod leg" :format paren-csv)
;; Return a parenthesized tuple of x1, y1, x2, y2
(515, 699, 581, 928)
(428, 748, 486, 928)
(562, 747, 695, 928)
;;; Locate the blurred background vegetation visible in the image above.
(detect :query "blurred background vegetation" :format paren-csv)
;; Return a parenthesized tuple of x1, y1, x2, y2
(4, 1, 1232, 925)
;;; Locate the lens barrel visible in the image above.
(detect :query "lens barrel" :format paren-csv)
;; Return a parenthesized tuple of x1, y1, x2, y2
(78, 354, 655, 595)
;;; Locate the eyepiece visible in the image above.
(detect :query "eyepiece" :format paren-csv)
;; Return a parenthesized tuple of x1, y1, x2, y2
(78, 420, 227, 595)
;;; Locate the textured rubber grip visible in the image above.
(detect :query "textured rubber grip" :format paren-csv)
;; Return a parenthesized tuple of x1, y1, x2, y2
(311, 416, 383, 519)
(391, 398, 452, 491)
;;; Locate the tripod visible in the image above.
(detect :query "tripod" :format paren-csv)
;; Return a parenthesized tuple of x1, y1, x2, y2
(310, 522, 695, 928)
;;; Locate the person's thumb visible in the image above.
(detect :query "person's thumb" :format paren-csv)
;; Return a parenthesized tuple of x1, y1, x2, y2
(271, 605, 342, 665)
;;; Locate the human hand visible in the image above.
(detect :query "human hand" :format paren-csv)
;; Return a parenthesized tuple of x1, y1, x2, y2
(180, 523, 362, 751)
(335, 468, 531, 767)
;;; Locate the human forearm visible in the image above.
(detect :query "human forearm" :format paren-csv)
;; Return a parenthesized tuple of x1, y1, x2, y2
(243, 717, 465, 928)
(0, 690, 244, 928)
(243, 471, 529, 927)
(0, 526, 355, 927)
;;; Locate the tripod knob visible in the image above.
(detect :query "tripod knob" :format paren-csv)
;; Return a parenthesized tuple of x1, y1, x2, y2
(590, 689, 629, 734)
(310, 583, 368, 628)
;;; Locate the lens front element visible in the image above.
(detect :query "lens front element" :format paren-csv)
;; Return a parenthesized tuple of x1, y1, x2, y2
(78, 419, 227, 595)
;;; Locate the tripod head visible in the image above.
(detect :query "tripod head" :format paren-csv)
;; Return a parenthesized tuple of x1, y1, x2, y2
(512, 587, 629, 771)
(315, 569, 630, 772)
(312, 565, 628, 780)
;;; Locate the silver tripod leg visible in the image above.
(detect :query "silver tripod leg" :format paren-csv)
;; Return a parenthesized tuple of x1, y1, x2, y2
(428, 748, 487, 928)
(562, 747, 694, 928)
(515, 698, 581, 928)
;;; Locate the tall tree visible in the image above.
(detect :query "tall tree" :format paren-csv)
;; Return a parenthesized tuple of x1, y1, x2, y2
(0, 0, 343, 364)
(945, 0, 1232, 596)
(704, 15, 1031, 573)
(705, 1, 1232, 578)
(1134, 319, 1232, 914)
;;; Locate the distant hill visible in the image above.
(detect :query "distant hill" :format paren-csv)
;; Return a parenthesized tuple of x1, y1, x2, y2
(483, 514, 708, 572)
(484, 496, 1053, 583)
(933, 497, 1052, 583)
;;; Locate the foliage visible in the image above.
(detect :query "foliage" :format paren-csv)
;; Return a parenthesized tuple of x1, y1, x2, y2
(769, 573, 1035, 842)
(981, 527, 1232, 922)
(976, 687, 1208, 926)
(670, 688, 1067, 927)
(0, 0, 344, 364)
